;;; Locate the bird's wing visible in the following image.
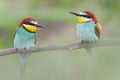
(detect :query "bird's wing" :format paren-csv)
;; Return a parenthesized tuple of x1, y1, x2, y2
(95, 23, 101, 39)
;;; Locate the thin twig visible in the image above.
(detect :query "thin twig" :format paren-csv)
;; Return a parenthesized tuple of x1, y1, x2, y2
(0, 40, 120, 56)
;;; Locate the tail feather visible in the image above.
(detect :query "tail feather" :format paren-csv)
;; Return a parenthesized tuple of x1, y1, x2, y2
(85, 47, 92, 54)
(81, 41, 93, 54)
(18, 53, 31, 80)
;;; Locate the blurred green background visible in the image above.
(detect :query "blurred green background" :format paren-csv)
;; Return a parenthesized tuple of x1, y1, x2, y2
(0, 0, 120, 80)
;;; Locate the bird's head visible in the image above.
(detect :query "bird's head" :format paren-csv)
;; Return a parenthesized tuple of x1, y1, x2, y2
(19, 17, 44, 33)
(70, 11, 98, 23)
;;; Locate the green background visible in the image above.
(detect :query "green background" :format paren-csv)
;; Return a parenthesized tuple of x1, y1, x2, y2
(0, 0, 120, 80)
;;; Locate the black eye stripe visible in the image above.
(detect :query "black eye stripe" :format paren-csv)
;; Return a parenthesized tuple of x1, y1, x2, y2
(29, 23, 36, 26)
(24, 22, 36, 26)
(80, 15, 91, 18)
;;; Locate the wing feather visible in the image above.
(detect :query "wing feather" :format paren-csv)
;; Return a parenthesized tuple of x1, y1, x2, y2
(95, 23, 101, 39)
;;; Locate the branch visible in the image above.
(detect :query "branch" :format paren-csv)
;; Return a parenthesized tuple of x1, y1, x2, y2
(0, 40, 120, 56)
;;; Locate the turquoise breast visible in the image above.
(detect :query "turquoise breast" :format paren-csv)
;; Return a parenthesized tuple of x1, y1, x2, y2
(14, 26, 35, 49)
(77, 21, 98, 42)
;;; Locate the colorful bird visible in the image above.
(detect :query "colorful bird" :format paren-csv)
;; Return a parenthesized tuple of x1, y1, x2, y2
(14, 18, 44, 79)
(70, 11, 101, 52)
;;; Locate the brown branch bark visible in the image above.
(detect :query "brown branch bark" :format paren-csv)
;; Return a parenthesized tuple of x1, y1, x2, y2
(0, 40, 120, 56)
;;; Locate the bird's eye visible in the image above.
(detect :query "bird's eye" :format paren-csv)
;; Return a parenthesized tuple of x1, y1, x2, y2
(24, 22, 36, 26)
(81, 15, 91, 18)
(24, 22, 29, 24)
(29, 23, 36, 26)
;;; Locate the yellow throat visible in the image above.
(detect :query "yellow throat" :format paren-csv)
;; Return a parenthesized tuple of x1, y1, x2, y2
(78, 16, 91, 23)
(23, 24, 38, 33)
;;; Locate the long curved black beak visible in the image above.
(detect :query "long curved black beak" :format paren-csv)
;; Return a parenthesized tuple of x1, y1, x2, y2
(36, 23, 45, 28)
(69, 12, 81, 16)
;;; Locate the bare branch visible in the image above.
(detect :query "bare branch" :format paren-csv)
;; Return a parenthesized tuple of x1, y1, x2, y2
(0, 40, 120, 56)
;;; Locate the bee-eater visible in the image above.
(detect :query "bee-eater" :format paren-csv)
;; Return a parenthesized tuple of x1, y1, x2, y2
(70, 11, 101, 52)
(14, 17, 44, 79)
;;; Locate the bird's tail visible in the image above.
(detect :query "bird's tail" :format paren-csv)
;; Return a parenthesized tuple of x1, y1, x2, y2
(18, 53, 31, 80)
(81, 41, 92, 54)
(85, 47, 92, 54)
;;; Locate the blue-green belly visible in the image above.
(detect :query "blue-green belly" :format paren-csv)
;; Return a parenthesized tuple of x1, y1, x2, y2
(14, 26, 35, 49)
(77, 21, 98, 42)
